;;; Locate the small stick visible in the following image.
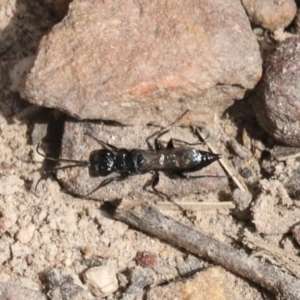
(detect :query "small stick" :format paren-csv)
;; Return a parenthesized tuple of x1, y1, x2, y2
(271, 145, 300, 162)
(112, 199, 300, 300)
(244, 231, 300, 278)
(155, 201, 235, 211)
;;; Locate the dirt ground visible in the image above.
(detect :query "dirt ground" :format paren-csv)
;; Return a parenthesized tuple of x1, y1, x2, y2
(0, 1, 299, 300)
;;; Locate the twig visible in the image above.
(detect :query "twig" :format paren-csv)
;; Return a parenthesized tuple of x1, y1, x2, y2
(244, 231, 300, 278)
(112, 199, 300, 300)
(271, 145, 300, 161)
(155, 201, 235, 210)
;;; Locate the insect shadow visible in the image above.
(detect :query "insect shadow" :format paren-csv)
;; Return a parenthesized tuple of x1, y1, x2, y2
(36, 111, 224, 200)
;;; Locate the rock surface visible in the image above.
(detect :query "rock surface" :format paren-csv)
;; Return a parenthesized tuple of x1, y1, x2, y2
(25, 0, 262, 125)
(0, 282, 47, 300)
(252, 36, 300, 147)
(251, 180, 297, 235)
(293, 8, 300, 34)
(1, 1, 300, 299)
(148, 266, 264, 300)
(37, 0, 72, 19)
(241, 0, 297, 31)
(55, 120, 229, 200)
(45, 267, 92, 300)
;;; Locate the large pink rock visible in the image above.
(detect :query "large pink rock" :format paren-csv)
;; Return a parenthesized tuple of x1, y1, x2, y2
(25, 0, 262, 126)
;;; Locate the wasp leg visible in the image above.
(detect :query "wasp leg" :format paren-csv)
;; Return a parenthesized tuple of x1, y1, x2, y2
(148, 172, 190, 215)
(87, 133, 119, 151)
(146, 128, 170, 151)
(85, 175, 127, 197)
(146, 110, 189, 151)
(166, 138, 174, 149)
(145, 133, 156, 151)
(166, 137, 205, 149)
(160, 130, 206, 150)
(143, 171, 171, 200)
(154, 129, 171, 150)
(167, 138, 205, 148)
(151, 172, 171, 200)
(146, 129, 170, 151)
(173, 172, 227, 179)
(144, 172, 193, 218)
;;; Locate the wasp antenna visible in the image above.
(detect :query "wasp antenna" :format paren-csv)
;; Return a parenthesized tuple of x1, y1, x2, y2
(33, 168, 57, 196)
(36, 142, 90, 165)
(169, 109, 189, 127)
(33, 176, 44, 195)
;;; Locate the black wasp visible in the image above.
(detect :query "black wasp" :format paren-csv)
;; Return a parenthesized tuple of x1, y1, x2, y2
(37, 111, 222, 198)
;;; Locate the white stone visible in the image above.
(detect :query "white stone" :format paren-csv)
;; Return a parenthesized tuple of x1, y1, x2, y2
(83, 266, 118, 297)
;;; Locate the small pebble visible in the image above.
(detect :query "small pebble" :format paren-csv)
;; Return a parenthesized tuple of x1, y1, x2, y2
(240, 167, 252, 179)
(83, 266, 118, 297)
(16, 223, 35, 244)
(135, 251, 157, 268)
(46, 267, 89, 300)
(232, 188, 252, 213)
